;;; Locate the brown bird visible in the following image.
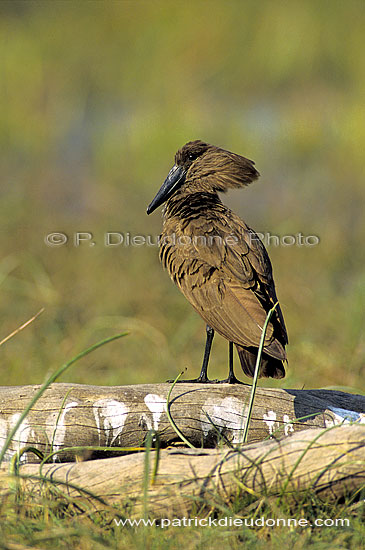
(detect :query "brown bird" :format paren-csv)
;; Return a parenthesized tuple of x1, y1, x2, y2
(147, 140, 288, 383)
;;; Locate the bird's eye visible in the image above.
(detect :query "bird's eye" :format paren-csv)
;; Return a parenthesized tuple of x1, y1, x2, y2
(188, 153, 196, 161)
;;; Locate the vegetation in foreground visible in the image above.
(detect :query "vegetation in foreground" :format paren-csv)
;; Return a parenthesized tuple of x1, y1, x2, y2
(0, 476, 363, 550)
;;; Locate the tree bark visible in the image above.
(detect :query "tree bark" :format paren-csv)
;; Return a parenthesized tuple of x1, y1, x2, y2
(0, 382, 364, 463)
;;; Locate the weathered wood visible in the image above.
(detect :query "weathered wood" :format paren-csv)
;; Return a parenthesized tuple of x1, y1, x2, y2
(2, 425, 364, 518)
(0, 383, 364, 463)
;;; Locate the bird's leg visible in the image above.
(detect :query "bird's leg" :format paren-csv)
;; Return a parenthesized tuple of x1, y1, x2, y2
(195, 325, 216, 382)
(167, 325, 218, 383)
(218, 341, 244, 384)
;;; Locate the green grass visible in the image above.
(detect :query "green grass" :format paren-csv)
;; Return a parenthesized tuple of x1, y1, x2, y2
(0, 0, 364, 547)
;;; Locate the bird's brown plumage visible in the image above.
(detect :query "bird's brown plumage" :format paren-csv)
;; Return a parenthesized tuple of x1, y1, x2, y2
(148, 140, 288, 380)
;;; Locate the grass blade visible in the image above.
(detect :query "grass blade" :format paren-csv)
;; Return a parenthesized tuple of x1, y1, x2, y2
(166, 370, 195, 449)
(0, 308, 44, 348)
(242, 303, 279, 444)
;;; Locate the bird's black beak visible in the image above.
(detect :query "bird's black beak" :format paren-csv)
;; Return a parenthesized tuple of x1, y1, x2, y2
(147, 164, 186, 214)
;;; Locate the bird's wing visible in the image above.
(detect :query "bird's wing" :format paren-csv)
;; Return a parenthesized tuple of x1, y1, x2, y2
(176, 211, 287, 356)
(222, 212, 288, 345)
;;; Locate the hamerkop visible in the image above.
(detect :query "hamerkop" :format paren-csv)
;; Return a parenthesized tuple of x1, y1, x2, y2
(147, 140, 288, 383)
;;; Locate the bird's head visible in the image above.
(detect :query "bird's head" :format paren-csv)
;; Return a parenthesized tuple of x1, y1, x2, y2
(147, 140, 259, 214)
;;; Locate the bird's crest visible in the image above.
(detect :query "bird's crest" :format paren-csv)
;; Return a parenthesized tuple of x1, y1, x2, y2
(176, 140, 260, 193)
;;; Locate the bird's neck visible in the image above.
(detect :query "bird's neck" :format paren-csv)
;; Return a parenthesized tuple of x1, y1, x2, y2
(163, 191, 224, 219)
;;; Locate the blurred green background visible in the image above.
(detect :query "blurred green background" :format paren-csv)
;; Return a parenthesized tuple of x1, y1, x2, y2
(0, 0, 364, 391)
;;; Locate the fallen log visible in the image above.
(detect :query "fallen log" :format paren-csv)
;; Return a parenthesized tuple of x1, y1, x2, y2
(1, 424, 364, 518)
(0, 383, 364, 463)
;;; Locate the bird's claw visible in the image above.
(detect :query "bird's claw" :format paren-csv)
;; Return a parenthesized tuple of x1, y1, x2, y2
(216, 375, 244, 384)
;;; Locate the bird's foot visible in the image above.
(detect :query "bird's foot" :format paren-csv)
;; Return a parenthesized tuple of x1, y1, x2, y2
(216, 374, 244, 384)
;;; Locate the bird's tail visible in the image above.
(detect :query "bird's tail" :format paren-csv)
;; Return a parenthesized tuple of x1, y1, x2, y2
(236, 345, 285, 379)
